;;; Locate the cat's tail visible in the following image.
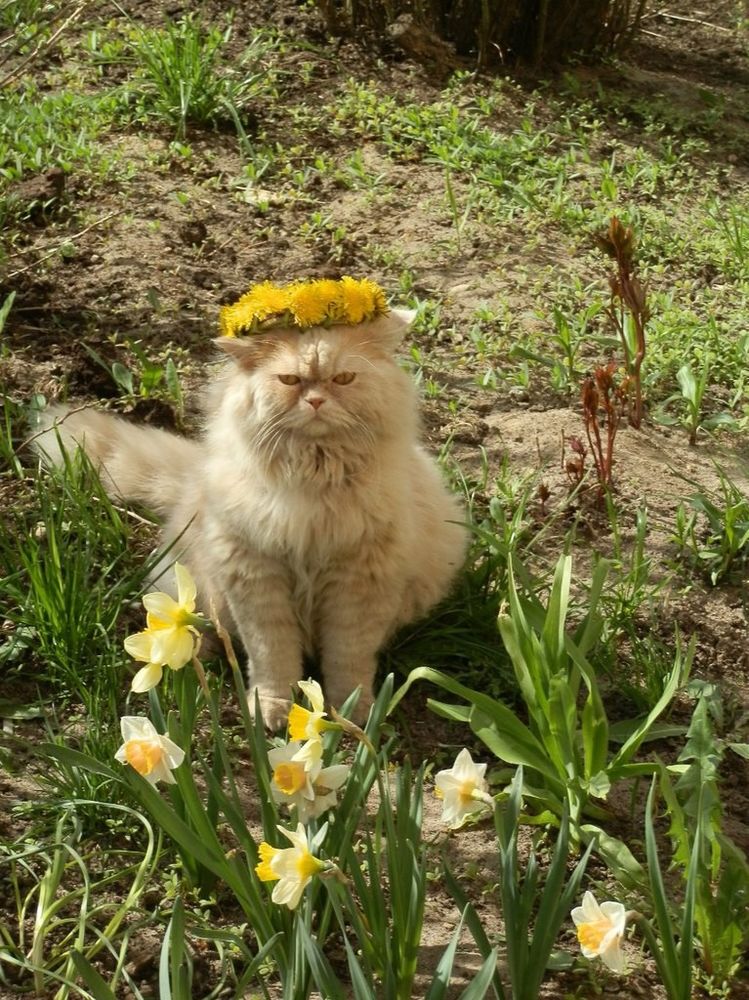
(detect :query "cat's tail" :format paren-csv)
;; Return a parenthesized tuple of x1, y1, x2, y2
(32, 404, 198, 518)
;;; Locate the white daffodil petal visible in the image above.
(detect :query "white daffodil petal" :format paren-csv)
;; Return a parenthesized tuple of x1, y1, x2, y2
(572, 890, 602, 925)
(297, 678, 325, 713)
(143, 591, 181, 622)
(291, 738, 323, 772)
(316, 764, 349, 791)
(272, 878, 305, 910)
(164, 627, 195, 669)
(280, 822, 309, 852)
(160, 736, 186, 770)
(600, 900, 627, 932)
(300, 790, 337, 821)
(124, 631, 156, 662)
(600, 940, 627, 974)
(131, 662, 163, 693)
(119, 716, 158, 742)
(174, 562, 197, 610)
(268, 741, 304, 767)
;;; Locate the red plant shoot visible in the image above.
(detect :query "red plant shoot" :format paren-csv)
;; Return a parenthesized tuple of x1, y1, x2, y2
(596, 217, 649, 429)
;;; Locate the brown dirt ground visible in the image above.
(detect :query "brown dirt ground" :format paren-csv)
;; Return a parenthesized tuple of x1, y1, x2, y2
(1, 0, 749, 997)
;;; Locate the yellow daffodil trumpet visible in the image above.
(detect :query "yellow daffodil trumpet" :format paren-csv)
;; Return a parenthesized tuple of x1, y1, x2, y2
(219, 277, 388, 337)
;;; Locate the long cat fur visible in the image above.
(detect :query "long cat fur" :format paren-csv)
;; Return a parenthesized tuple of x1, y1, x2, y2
(35, 309, 469, 727)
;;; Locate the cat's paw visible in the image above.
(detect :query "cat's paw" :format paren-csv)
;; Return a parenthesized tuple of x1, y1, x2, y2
(247, 688, 291, 732)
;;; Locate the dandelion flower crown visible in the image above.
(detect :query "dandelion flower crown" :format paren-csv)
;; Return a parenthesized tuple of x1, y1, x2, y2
(219, 277, 388, 338)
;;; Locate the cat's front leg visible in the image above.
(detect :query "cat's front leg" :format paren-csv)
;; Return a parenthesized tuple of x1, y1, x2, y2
(317, 559, 402, 725)
(221, 552, 303, 730)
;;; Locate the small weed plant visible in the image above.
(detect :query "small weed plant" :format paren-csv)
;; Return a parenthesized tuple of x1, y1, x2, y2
(131, 15, 278, 140)
(674, 466, 749, 585)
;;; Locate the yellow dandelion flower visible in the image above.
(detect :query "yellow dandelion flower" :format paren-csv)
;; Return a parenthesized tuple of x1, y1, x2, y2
(313, 279, 344, 318)
(218, 277, 389, 337)
(363, 278, 387, 314)
(287, 281, 331, 328)
(339, 276, 387, 324)
(220, 301, 257, 338)
(245, 281, 289, 320)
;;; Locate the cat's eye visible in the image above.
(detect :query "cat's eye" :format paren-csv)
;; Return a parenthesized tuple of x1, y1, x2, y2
(278, 374, 301, 386)
(332, 371, 356, 385)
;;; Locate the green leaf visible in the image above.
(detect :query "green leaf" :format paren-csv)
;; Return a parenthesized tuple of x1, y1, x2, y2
(586, 770, 611, 799)
(470, 707, 563, 791)
(38, 743, 120, 780)
(644, 779, 681, 994)
(608, 719, 685, 743)
(343, 936, 377, 1000)
(541, 553, 572, 663)
(580, 823, 646, 890)
(396, 667, 557, 785)
(677, 363, 698, 404)
(297, 921, 346, 1000)
(111, 362, 135, 395)
(68, 951, 117, 999)
(427, 699, 471, 724)
(425, 909, 467, 1000)
(609, 635, 693, 773)
(442, 865, 506, 1000)
(0, 290, 16, 334)
(456, 947, 499, 999)
(0, 698, 45, 719)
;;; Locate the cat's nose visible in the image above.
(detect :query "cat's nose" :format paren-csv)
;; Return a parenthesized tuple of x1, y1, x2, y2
(306, 396, 325, 410)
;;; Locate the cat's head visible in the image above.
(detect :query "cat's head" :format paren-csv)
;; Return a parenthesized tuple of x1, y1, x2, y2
(215, 308, 418, 449)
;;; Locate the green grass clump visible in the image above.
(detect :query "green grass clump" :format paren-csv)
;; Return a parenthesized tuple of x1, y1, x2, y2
(0, 86, 121, 182)
(130, 15, 278, 139)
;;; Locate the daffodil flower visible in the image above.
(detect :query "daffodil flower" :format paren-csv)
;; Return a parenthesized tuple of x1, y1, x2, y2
(269, 741, 349, 822)
(124, 629, 165, 693)
(571, 891, 628, 973)
(255, 823, 325, 909)
(288, 679, 331, 771)
(124, 564, 202, 690)
(434, 748, 492, 829)
(142, 562, 200, 667)
(114, 716, 185, 786)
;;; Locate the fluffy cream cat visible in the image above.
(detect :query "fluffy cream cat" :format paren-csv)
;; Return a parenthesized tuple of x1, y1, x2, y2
(36, 309, 468, 728)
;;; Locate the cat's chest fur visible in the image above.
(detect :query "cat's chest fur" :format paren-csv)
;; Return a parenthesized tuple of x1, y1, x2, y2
(205, 442, 402, 567)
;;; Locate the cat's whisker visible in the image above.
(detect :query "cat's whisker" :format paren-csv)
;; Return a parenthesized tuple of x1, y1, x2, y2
(349, 353, 378, 372)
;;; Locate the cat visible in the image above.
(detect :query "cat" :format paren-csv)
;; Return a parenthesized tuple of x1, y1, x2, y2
(34, 308, 469, 729)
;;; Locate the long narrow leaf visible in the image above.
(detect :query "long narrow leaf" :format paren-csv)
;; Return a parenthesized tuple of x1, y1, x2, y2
(442, 866, 506, 1000)
(644, 778, 680, 995)
(425, 908, 467, 1000)
(457, 947, 500, 1000)
(68, 951, 117, 1000)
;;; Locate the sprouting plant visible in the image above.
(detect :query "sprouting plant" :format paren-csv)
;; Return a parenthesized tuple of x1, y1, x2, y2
(562, 432, 587, 488)
(393, 553, 693, 885)
(0, 803, 160, 996)
(659, 694, 749, 992)
(444, 168, 474, 254)
(596, 216, 648, 427)
(444, 767, 593, 1000)
(581, 362, 627, 498)
(674, 466, 749, 585)
(83, 342, 185, 421)
(655, 358, 737, 445)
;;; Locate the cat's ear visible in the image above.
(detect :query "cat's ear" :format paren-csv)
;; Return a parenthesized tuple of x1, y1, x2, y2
(214, 336, 278, 370)
(363, 308, 417, 352)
